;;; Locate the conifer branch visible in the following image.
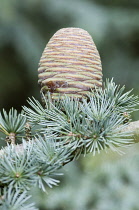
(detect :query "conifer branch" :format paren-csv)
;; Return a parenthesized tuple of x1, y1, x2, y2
(0, 27, 139, 209)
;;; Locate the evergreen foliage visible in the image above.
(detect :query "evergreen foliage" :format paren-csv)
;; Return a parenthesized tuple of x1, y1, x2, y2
(1, 2, 139, 208)
(0, 188, 37, 210)
(0, 108, 26, 138)
(23, 80, 138, 156)
(0, 79, 139, 209)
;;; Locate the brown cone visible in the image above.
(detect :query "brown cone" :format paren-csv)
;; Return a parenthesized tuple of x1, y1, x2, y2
(38, 27, 102, 99)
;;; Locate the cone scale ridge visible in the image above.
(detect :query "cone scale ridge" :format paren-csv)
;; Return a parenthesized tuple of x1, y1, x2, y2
(38, 27, 102, 99)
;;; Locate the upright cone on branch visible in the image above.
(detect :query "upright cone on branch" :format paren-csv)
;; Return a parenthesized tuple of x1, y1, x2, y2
(38, 27, 102, 99)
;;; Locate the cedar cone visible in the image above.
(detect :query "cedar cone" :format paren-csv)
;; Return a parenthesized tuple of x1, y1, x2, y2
(38, 27, 102, 99)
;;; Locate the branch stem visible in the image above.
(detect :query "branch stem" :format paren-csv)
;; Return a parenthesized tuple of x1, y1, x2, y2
(122, 120, 139, 143)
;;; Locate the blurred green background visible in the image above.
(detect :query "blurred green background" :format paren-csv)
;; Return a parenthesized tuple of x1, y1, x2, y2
(1, 0, 139, 209)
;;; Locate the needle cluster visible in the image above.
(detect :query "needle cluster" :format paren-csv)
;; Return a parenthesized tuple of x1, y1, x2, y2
(0, 79, 138, 209)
